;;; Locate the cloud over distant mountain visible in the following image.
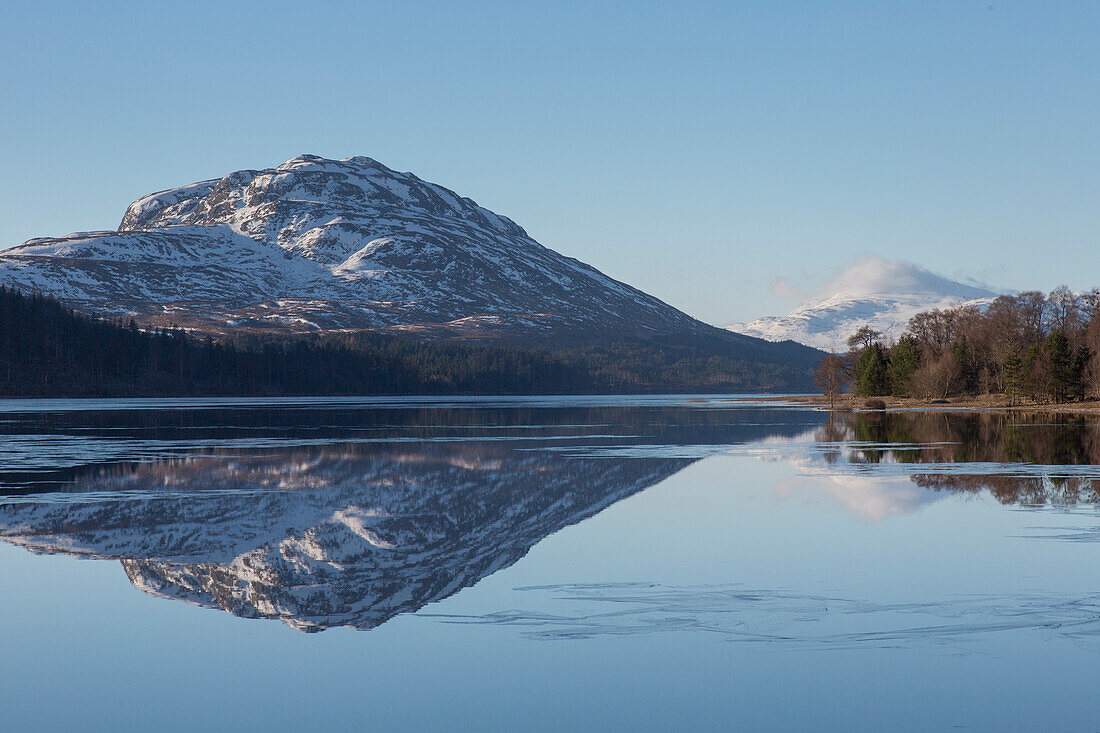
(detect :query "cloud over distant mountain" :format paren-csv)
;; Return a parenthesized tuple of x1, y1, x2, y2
(817, 255, 995, 301)
(729, 255, 1001, 352)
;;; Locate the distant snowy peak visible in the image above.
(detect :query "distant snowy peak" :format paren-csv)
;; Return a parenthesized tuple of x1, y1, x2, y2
(729, 293, 998, 353)
(728, 258, 1000, 352)
(0, 154, 704, 343)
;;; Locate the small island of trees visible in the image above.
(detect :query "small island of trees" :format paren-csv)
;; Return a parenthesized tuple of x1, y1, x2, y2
(816, 286, 1100, 405)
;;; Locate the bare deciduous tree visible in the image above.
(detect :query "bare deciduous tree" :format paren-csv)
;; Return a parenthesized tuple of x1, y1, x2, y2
(846, 326, 882, 353)
(1049, 285, 1078, 327)
(814, 354, 849, 409)
(1017, 290, 1048, 342)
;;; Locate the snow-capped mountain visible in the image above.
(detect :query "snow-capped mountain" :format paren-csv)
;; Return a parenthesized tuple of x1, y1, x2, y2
(727, 257, 1000, 352)
(0, 154, 711, 342)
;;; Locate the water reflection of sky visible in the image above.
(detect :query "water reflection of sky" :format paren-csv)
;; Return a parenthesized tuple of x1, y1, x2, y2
(2, 399, 1100, 731)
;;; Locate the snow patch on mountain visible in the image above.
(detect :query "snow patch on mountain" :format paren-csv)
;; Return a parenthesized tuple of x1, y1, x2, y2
(728, 256, 1001, 352)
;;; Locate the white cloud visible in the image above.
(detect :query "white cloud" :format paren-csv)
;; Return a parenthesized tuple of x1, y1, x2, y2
(772, 473, 944, 522)
(817, 254, 998, 301)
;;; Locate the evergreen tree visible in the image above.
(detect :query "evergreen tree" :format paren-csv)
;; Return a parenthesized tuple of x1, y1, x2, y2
(855, 343, 891, 396)
(1042, 330, 1090, 402)
(950, 335, 978, 395)
(888, 336, 921, 397)
(1044, 330, 1073, 402)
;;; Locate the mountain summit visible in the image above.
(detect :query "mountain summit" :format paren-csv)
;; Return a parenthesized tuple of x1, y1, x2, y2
(728, 257, 999, 352)
(1, 154, 710, 342)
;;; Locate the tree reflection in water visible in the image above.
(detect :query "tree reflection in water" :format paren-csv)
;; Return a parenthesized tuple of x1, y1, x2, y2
(815, 411, 1100, 506)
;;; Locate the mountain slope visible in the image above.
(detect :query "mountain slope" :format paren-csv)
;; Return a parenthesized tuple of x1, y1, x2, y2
(728, 257, 999, 352)
(0, 155, 713, 343)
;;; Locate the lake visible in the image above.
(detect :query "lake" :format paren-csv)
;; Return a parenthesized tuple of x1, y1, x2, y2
(2, 396, 1099, 731)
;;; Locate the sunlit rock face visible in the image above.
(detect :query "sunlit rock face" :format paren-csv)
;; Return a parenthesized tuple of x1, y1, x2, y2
(0, 444, 692, 632)
(0, 155, 707, 343)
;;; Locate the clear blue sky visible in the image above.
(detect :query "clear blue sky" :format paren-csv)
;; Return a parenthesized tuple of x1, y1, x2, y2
(2, 1, 1098, 324)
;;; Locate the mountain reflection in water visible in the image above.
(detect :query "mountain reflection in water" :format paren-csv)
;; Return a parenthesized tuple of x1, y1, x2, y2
(2, 401, 1100, 633)
(1, 443, 692, 632)
(0, 401, 816, 631)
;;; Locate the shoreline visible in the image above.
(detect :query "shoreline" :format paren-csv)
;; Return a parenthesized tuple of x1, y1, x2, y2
(761, 393, 1100, 413)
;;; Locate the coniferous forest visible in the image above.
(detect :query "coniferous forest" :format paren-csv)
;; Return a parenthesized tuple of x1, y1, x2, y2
(842, 287, 1100, 403)
(0, 287, 818, 397)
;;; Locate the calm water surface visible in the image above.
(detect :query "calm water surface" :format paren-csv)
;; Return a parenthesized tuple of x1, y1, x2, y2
(2, 396, 1100, 731)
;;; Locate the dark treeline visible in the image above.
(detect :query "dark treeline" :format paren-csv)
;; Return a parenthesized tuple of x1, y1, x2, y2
(842, 287, 1100, 403)
(0, 287, 816, 396)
